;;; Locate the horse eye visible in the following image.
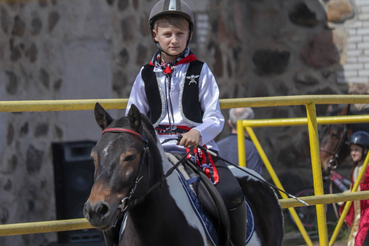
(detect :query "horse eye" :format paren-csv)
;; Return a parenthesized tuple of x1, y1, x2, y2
(124, 155, 136, 162)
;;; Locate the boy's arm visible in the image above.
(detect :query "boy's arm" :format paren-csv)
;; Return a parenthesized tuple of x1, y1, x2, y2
(193, 63, 224, 145)
(125, 68, 150, 116)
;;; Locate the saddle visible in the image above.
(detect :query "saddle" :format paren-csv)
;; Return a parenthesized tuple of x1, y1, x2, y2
(166, 153, 231, 245)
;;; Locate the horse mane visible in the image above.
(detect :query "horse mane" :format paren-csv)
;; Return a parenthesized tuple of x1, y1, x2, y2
(140, 113, 157, 139)
(139, 113, 163, 176)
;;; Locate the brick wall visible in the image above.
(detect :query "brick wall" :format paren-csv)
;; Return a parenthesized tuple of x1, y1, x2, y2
(339, 0, 369, 84)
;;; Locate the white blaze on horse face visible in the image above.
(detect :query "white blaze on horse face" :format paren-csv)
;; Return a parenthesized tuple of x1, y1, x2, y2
(156, 138, 213, 246)
(103, 141, 113, 158)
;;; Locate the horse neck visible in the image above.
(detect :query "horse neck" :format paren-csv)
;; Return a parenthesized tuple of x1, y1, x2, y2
(127, 174, 193, 245)
(127, 146, 207, 245)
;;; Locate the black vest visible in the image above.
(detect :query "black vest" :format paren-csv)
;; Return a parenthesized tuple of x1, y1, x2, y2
(141, 60, 204, 126)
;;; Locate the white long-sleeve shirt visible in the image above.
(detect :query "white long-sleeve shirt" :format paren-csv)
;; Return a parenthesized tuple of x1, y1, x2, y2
(126, 61, 224, 154)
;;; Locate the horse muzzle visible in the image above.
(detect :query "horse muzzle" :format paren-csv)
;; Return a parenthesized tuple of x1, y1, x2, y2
(83, 200, 121, 231)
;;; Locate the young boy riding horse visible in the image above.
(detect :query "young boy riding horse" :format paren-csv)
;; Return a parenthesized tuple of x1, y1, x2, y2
(125, 0, 247, 245)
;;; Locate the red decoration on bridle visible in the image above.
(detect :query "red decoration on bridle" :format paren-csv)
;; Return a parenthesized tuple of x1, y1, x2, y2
(102, 128, 148, 144)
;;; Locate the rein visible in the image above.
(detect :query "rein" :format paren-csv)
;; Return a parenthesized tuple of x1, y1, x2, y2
(102, 128, 308, 213)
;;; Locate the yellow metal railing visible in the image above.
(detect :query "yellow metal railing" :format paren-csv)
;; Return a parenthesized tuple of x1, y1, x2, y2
(2, 95, 369, 244)
(2, 191, 369, 237)
(2, 95, 369, 112)
(237, 109, 369, 246)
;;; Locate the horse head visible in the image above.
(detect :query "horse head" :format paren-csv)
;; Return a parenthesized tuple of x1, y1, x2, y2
(83, 103, 160, 231)
(319, 105, 350, 176)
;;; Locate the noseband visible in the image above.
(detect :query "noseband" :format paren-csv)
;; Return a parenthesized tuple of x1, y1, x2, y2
(102, 127, 149, 212)
(319, 125, 348, 173)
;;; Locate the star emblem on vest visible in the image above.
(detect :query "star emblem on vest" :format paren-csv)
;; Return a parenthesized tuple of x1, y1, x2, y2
(187, 74, 199, 85)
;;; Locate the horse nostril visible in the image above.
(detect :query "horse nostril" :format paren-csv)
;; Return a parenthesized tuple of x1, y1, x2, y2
(97, 203, 109, 218)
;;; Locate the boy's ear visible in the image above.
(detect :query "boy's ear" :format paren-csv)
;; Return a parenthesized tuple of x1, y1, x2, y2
(153, 30, 159, 42)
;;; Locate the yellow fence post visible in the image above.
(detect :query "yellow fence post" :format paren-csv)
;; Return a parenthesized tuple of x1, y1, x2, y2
(246, 126, 313, 246)
(237, 120, 246, 167)
(306, 102, 328, 246)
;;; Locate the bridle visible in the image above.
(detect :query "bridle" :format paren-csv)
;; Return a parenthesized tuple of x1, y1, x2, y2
(102, 128, 149, 212)
(101, 127, 190, 213)
(319, 124, 348, 174)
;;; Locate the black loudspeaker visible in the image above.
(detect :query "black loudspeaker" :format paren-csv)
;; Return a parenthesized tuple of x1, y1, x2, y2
(52, 141, 104, 244)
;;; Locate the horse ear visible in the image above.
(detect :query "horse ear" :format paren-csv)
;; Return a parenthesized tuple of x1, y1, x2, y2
(128, 104, 142, 132)
(94, 103, 113, 130)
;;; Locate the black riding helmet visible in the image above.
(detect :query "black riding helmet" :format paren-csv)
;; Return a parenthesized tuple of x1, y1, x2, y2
(350, 131, 369, 148)
(350, 131, 369, 161)
(149, 0, 194, 57)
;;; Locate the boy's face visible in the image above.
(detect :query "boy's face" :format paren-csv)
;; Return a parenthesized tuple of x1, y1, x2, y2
(153, 20, 190, 62)
(350, 144, 364, 162)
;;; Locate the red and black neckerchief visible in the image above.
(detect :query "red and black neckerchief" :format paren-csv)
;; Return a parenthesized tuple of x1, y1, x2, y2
(148, 48, 198, 75)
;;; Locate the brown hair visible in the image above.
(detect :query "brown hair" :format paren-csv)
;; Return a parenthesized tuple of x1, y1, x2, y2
(153, 15, 189, 32)
(349, 161, 359, 182)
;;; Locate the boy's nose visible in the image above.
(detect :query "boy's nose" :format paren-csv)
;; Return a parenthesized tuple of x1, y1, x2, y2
(172, 36, 179, 43)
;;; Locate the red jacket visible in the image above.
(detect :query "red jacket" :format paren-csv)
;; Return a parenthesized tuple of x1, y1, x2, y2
(341, 165, 369, 245)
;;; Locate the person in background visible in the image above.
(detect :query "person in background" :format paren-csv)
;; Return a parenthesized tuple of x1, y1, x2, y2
(217, 107, 264, 176)
(341, 131, 369, 246)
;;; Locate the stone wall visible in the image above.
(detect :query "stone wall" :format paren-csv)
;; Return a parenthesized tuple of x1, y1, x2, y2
(205, 0, 359, 190)
(0, 0, 365, 245)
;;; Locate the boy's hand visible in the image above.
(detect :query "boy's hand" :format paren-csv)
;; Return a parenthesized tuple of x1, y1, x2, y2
(178, 129, 201, 149)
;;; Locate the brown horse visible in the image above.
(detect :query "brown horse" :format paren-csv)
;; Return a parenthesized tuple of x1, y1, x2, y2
(319, 105, 369, 177)
(83, 103, 284, 246)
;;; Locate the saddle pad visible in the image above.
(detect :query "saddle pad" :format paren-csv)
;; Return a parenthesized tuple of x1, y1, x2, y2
(246, 202, 255, 244)
(177, 171, 219, 246)
(166, 152, 255, 245)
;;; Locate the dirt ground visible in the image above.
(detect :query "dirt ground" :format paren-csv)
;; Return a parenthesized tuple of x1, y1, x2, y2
(283, 231, 348, 246)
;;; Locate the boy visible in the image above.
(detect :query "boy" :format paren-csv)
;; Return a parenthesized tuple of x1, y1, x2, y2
(126, 1, 247, 245)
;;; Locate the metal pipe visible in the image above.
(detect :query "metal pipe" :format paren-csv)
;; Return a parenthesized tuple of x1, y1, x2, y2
(0, 99, 128, 112)
(280, 190, 369, 209)
(237, 120, 246, 167)
(246, 127, 313, 246)
(2, 95, 369, 112)
(0, 218, 92, 236)
(306, 102, 328, 246)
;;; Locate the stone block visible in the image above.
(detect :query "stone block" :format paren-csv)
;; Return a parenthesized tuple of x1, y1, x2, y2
(326, 0, 354, 23)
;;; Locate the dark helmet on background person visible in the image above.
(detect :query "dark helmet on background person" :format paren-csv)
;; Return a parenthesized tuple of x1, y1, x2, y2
(149, 0, 194, 55)
(349, 131, 369, 148)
